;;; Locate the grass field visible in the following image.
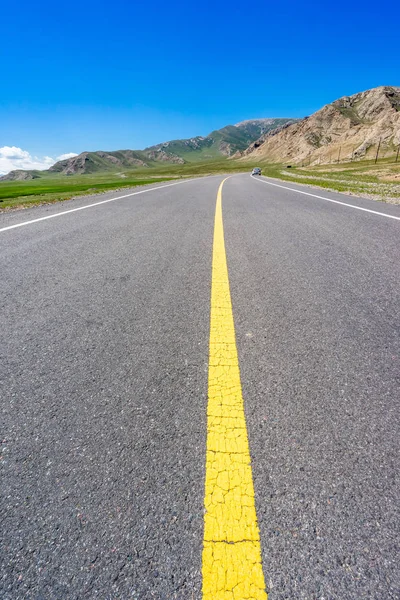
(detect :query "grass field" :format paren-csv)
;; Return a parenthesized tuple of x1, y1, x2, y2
(0, 174, 179, 210)
(0, 158, 251, 210)
(1, 156, 399, 210)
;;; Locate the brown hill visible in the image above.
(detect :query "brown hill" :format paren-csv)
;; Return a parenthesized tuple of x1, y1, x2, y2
(242, 86, 400, 165)
(0, 170, 41, 181)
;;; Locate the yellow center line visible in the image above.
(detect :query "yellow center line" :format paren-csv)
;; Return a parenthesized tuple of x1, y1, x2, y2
(202, 178, 267, 599)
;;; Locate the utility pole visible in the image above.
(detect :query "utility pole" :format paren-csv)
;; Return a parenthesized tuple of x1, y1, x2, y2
(375, 139, 381, 164)
(338, 147, 341, 163)
(396, 145, 399, 163)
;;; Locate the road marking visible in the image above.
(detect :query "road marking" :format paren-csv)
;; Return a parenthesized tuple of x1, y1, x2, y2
(202, 178, 267, 599)
(251, 175, 400, 221)
(0, 177, 216, 233)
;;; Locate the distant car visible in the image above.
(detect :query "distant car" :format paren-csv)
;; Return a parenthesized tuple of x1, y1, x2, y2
(251, 167, 261, 175)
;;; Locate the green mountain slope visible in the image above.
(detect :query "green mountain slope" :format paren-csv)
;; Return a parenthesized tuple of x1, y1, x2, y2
(143, 119, 296, 163)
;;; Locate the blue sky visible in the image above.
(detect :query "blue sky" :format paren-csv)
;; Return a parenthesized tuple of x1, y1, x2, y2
(1, 0, 399, 172)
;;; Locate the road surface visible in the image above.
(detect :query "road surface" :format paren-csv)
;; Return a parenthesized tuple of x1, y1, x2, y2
(1, 174, 399, 599)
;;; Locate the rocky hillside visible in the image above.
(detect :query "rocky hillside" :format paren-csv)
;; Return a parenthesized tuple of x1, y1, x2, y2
(48, 150, 152, 176)
(242, 86, 400, 165)
(0, 169, 42, 181)
(0, 119, 294, 179)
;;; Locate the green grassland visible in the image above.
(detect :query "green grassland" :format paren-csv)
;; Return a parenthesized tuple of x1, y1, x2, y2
(1, 156, 399, 211)
(0, 159, 248, 210)
(0, 174, 175, 210)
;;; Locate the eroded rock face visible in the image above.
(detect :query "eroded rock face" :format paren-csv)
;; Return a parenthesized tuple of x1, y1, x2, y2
(47, 151, 150, 174)
(144, 149, 185, 164)
(96, 152, 121, 165)
(49, 153, 90, 175)
(243, 86, 400, 165)
(218, 141, 232, 156)
(0, 170, 38, 181)
(96, 152, 148, 168)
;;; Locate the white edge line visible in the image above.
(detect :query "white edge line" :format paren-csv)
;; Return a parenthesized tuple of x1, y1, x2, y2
(250, 174, 400, 221)
(0, 176, 217, 233)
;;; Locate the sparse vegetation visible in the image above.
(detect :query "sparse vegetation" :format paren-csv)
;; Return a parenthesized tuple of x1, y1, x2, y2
(337, 106, 364, 125)
(256, 157, 400, 203)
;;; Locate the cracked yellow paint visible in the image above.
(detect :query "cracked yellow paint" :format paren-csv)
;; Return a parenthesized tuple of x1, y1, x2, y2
(202, 179, 267, 599)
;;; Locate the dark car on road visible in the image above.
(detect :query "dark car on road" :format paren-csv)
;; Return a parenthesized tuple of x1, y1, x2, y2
(251, 167, 261, 175)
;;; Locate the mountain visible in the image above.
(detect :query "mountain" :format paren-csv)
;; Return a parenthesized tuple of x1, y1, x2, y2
(242, 86, 400, 165)
(0, 169, 42, 181)
(48, 150, 153, 175)
(0, 119, 294, 180)
(143, 119, 296, 163)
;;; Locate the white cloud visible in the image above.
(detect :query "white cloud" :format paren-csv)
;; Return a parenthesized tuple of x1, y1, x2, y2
(0, 146, 78, 175)
(56, 152, 78, 161)
(0, 146, 31, 160)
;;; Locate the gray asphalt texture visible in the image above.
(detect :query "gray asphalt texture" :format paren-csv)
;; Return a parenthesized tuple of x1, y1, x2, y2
(1, 174, 399, 599)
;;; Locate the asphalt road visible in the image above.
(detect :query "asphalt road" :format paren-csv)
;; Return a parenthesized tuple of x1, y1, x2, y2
(1, 174, 399, 599)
